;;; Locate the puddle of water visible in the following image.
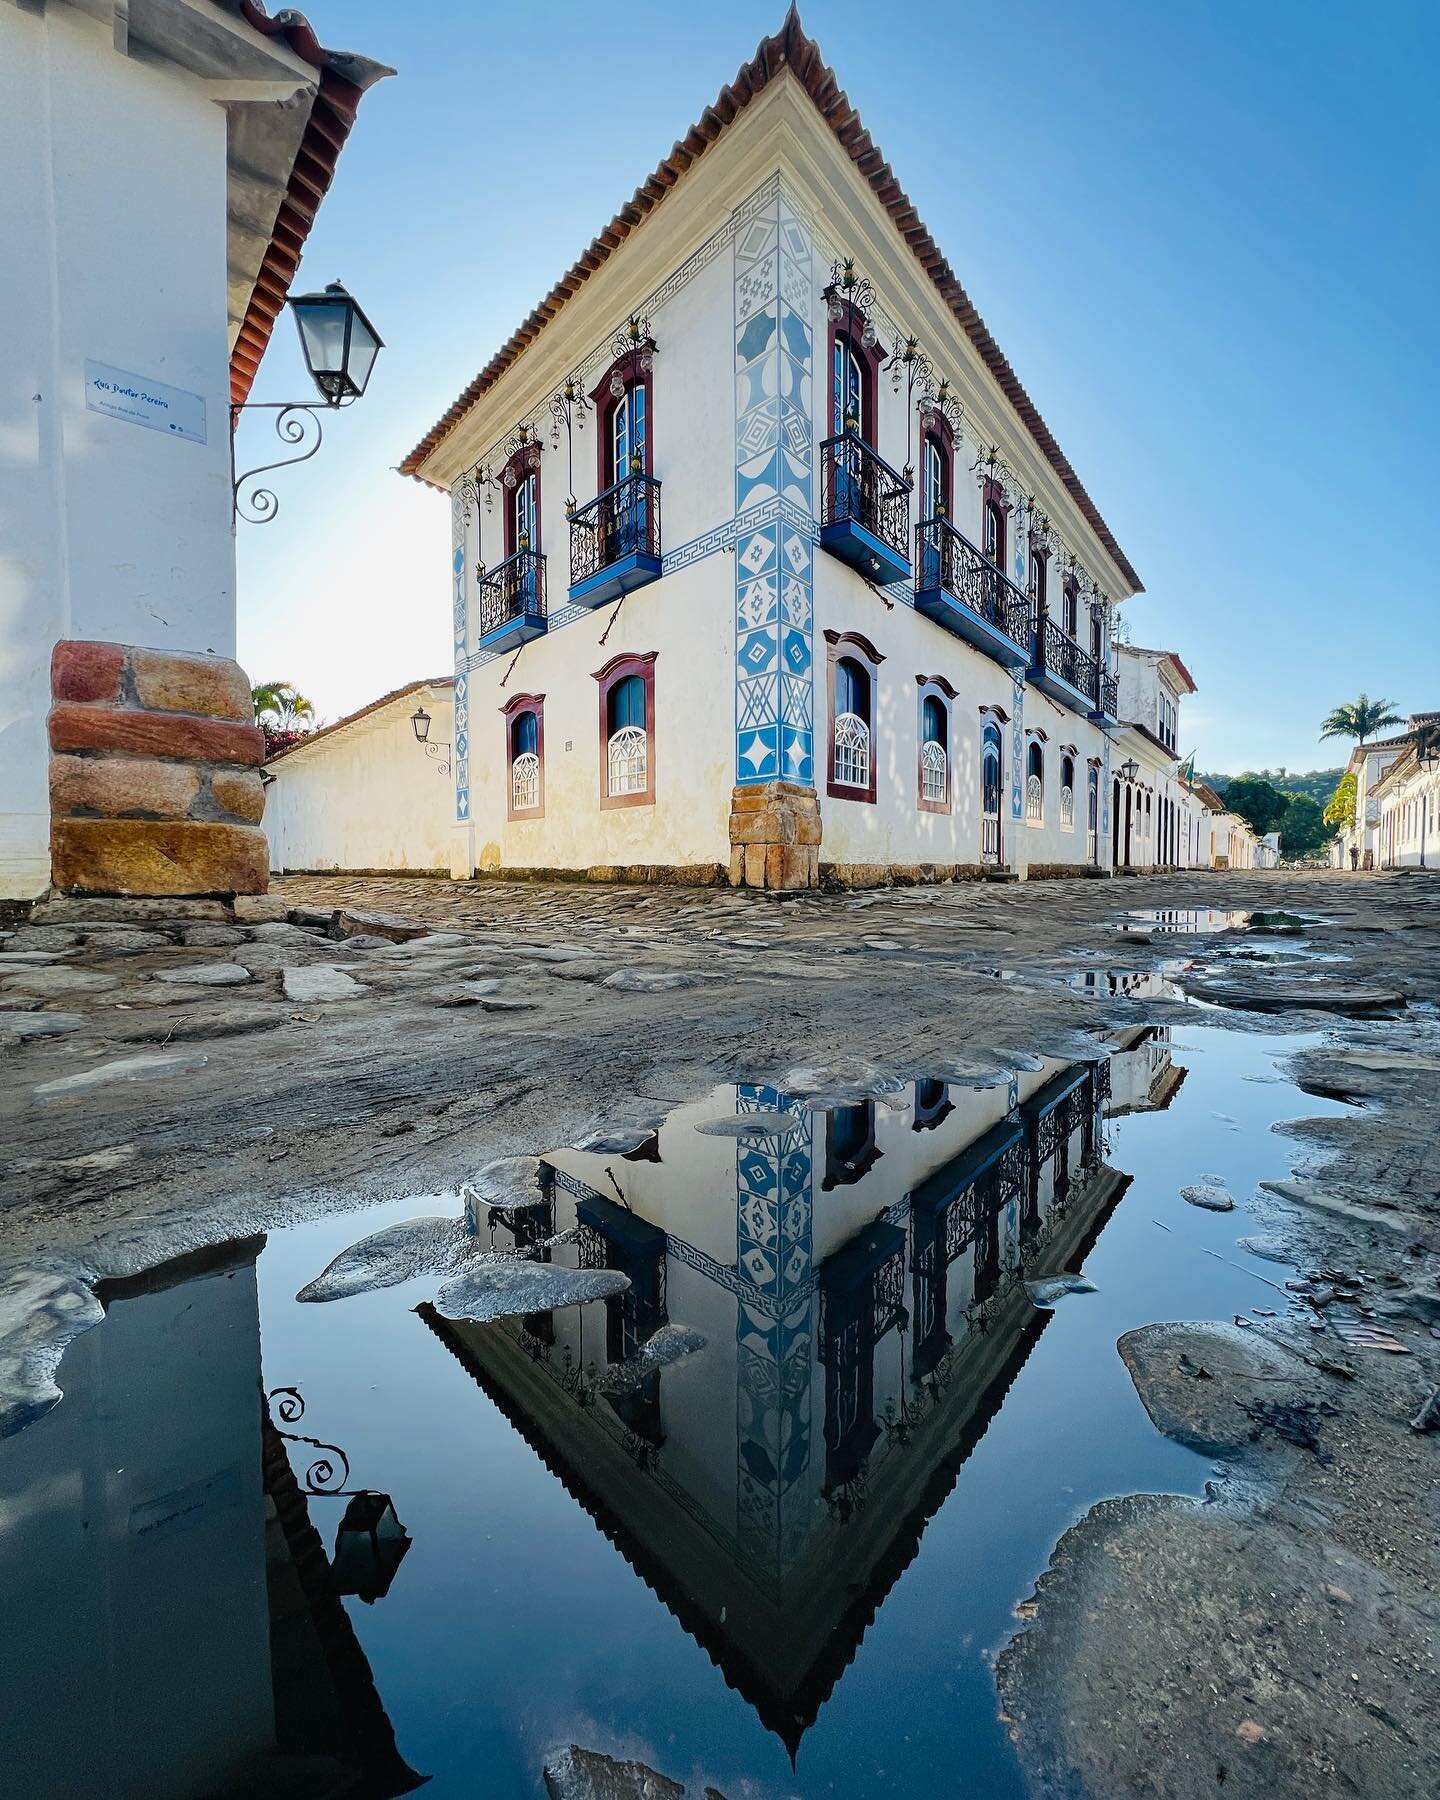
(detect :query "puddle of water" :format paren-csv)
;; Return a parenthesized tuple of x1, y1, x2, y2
(1069, 966, 1187, 1000)
(0, 1025, 1352, 1800)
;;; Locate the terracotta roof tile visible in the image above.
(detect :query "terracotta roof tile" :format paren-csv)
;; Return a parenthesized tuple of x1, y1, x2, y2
(399, 5, 1141, 592)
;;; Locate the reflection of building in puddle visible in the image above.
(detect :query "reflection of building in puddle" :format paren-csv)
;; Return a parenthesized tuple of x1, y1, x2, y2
(0, 1242, 422, 1800)
(1124, 908, 1250, 933)
(1070, 968, 1182, 1000)
(1104, 1026, 1189, 1115)
(422, 1058, 1130, 1752)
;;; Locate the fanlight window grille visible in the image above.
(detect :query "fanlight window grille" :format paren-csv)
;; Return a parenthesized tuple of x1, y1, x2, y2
(1026, 773, 1044, 823)
(1060, 784, 1075, 830)
(833, 712, 871, 788)
(607, 726, 648, 796)
(921, 738, 947, 804)
(511, 752, 540, 811)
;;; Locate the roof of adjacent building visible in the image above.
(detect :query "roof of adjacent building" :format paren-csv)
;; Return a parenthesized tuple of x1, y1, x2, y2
(1189, 781, 1228, 812)
(399, 5, 1141, 594)
(220, 2, 393, 405)
(264, 676, 452, 766)
(1124, 645, 1197, 694)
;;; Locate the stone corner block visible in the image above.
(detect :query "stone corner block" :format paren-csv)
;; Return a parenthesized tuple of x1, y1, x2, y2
(51, 819, 269, 897)
(129, 647, 254, 723)
(727, 782, 821, 889)
(51, 640, 125, 704)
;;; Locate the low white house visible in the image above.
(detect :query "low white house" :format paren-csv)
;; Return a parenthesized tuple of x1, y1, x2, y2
(1330, 717, 1437, 869)
(1373, 737, 1440, 868)
(1110, 645, 1197, 869)
(263, 679, 455, 874)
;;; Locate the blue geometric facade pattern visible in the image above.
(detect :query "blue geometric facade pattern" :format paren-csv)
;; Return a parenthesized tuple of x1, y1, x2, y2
(1010, 678, 1026, 821)
(732, 1084, 814, 1578)
(734, 192, 814, 786)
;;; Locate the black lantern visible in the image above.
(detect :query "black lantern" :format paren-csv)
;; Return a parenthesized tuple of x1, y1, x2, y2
(410, 706, 431, 745)
(289, 281, 384, 406)
(331, 1491, 411, 1604)
(1119, 758, 1140, 783)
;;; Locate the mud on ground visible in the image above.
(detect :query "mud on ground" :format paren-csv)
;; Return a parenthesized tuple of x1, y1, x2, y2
(3, 867, 1438, 1796)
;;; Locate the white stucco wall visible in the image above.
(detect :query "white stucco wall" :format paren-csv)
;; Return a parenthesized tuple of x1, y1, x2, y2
(264, 684, 457, 873)
(1, 5, 240, 897)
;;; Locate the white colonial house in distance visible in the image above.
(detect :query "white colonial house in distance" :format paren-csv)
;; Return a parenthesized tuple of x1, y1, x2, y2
(1329, 716, 1438, 870)
(401, 9, 1163, 891)
(1109, 644, 1199, 871)
(263, 679, 455, 875)
(1371, 718, 1440, 869)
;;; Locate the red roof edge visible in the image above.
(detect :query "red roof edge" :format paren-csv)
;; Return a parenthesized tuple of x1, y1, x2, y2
(227, 1, 392, 408)
(399, 5, 1141, 593)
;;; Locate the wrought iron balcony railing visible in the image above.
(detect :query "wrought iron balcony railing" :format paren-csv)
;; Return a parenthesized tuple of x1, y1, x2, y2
(915, 517, 1031, 646)
(1096, 669, 1119, 717)
(478, 547, 546, 640)
(820, 433, 912, 567)
(1034, 616, 1100, 699)
(568, 472, 662, 593)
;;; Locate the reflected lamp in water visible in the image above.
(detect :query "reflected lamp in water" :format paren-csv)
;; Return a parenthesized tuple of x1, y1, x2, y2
(331, 1491, 411, 1604)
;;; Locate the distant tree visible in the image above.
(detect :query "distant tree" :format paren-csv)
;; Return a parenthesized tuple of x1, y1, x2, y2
(1278, 793, 1327, 859)
(1222, 775, 1290, 838)
(251, 681, 315, 731)
(1319, 694, 1403, 746)
(1323, 772, 1357, 832)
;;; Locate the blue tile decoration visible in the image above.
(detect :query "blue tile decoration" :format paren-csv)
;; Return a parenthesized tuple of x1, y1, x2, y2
(1011, 679, 1026, 822)
(734, 191, 813, 787)
(733, 1084, 814, 1576)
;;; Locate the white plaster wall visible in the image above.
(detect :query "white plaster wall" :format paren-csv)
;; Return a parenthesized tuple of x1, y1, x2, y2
(1379, 766, 1440, 866)
(463, 556, 735, 874)
(264, 686, 456, 873)
(0, 6, 237, 897)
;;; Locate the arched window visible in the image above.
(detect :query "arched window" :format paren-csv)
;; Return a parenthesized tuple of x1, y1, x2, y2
(1026, 739, 1044, 824)
(919, 690, 948, 809)
(921, 432, 950, 521)
(833, 659, 871, 789)
(592, 652, 657, 809)
(982, 481, 1008, 571)
(1062, 577, 1080, 640)
(1060, 753, 1076, 830)
(981, 720, 1003, 863)
(501, 693, 545, 820)
(826, 631, 882, 803)
(607, 676, 647, 796)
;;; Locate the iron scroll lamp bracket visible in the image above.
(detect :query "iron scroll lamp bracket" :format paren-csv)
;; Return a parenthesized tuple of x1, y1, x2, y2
(410, 705, 452, 776)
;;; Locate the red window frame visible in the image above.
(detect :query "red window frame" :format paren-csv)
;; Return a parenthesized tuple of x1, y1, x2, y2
(500, 444, 542, 561)
(500, 692, 546, 822)
(916, 673, 957, 814)
(824, 629, 884, 804)
(920, 418, 954, 520)
(826, 314, 886, 445)
(590, 348, 655, 491)
(592, 650, 657, 810)
(981, 478, 1009, 571)
(1062, 575, 1080, 640)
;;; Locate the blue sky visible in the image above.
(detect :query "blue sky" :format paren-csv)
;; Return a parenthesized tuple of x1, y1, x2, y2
(237, 0, 1439, 775)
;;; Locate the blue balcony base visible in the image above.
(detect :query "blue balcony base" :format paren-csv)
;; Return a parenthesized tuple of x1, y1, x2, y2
(1028, 663, 1098, 718)
(915, 582, 1030, 672)
(477, 610, 547, 654)
(569, 550, 663, 610)
(820, 517, 910, 588)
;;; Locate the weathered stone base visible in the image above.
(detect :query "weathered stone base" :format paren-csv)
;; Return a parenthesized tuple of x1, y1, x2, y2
(1025, 863, 1111, 880)
(47, 641, 267, 897)
(820, 861, 992, 891)
(727, 781, 821, 891)
(475, 863, 729, 887)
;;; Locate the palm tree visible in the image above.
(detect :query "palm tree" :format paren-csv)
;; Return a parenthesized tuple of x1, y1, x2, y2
(1319, 694, 1403, 747)
(251, 681, 316, 732)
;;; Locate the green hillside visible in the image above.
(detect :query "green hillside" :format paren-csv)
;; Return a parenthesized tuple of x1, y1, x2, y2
(1195, 767, 1344, 808)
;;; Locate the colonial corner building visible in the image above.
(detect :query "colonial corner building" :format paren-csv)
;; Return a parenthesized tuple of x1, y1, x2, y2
(403, 9, 1214, 891)
(0, 0, 387, 902)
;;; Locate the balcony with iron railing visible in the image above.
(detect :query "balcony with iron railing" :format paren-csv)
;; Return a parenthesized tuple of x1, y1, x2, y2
(819, 433, 912, 587)
(476, 547, 547, 653)
(913, 517, 1032, 672)
(1029, 615, 1117, 720)
(567, 472, 663, 609)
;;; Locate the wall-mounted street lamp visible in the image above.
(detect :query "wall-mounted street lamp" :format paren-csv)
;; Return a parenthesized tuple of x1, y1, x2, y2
(232, 280, 384, 525)
(1119, 758, 1140, 783)
(410, 705, 452, 776)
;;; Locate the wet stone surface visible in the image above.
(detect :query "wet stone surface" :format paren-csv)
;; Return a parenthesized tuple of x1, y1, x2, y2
(1, 869, 1438, 1798)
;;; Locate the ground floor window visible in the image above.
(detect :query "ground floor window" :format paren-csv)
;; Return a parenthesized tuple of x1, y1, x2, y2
(1059, 753, 1076, 831)
(592, 652, 657, 808)
(1026, 739, 1044, 824)
(825, 631, 884, 804)
(501, 693, 545, 820)
(917, 677, 955, 813)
